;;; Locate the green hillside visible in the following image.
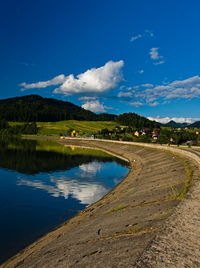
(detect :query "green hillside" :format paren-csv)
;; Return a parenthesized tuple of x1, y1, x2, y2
(0, 95, 116, 122)
(10, 120, 118, 136)
(0, 95, 165, 137)
(37, 120, 118, 136)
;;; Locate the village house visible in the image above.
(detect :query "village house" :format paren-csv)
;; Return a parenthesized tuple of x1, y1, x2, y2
(141, 128, 151, 135)
(152, 131, 159, 139)
(71, 130, 78, 137)
(134, 130, 141, 137)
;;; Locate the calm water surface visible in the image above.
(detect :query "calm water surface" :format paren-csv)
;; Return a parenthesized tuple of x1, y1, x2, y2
(0, 138, 129, 263)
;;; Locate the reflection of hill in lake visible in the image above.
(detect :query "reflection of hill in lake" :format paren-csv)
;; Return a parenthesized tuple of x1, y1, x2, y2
(0, 138, 127, 175)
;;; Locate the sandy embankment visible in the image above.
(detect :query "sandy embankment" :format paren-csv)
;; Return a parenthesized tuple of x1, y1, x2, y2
(2, 138, 200, 268)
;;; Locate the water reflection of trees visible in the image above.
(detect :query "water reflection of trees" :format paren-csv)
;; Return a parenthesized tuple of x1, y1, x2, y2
(0, 138, 127, 174)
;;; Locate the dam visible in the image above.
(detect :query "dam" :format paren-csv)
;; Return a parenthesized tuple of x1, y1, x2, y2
(2, 138, 200, 268)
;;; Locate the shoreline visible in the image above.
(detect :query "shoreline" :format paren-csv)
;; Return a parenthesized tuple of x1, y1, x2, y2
(2, 138, 200, 267)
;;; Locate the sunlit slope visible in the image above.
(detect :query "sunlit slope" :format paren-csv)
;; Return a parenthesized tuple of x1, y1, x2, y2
(37, 120, 118, 135)
(10, 120, 118, 136)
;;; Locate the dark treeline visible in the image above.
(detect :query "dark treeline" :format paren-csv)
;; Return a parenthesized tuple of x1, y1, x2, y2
(189, 121, 200, 128)
(157, 128, 199, 145)
(0, 138, 121, 175)
(116, 112, 160, 128)
(0, 95, 199, 130)
(0, 121, 38, 136)
(0, 95, 161, 129)
(0, 95, 116, 122)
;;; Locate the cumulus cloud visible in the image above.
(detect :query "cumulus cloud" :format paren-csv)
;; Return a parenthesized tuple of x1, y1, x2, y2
(149, 47, 165, 65)
(147, 116, 200, 124)
(20, 60, 124, 95)
(117, 75, 200, 107)
(149, 47, 162, 60)
(82, 100, 111, 113)
(54, 60, 124, 95)
(130, 29, 154, 42)
(20, 74, 66, 91)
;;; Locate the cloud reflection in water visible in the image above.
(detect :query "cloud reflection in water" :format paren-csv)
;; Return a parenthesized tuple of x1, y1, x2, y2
(77, 161, 103, 178)
(17, 161, 109, 205)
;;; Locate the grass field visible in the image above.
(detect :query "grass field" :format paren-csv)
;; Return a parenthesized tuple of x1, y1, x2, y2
(9, 120, 118, 136)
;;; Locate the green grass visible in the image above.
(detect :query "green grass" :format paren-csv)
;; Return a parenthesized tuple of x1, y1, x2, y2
(35, 139, 112, 157)
(9, 120, 118, 136)
(179, 161, 193, 198)
(169, 160, 193, 200)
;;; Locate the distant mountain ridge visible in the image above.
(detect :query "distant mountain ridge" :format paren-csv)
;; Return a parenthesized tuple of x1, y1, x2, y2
(0, 95, 116, 122)
(164, 120, 189, 128)
(163, 120, 200, 128)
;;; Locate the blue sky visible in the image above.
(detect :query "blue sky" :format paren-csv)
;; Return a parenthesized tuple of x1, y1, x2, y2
(1, 0, 200, 123)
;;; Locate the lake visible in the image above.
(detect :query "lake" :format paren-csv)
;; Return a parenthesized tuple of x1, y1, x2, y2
(0, 137, 129, 263)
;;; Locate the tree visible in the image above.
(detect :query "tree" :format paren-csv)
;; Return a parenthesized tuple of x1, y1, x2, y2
(157, 129, 171, 144)
(116, 113, 160, 129)
(99, 128, 110, 137)
(0, 120, 9, 130)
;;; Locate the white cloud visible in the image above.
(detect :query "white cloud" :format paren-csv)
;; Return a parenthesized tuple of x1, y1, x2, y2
(149, 47, 163, 60)
(138, 69, 144, 74)
(118, 75, 200, 106)
(20, 60, 124, 95)
(153, 60, 165, 65)
(130, 34, 143, 42)
(145, 29, 154, 37)
(54, 60, 124, 95)
(147, 116, 200, 124)
(129, 101, 143, 107)
(149, 101, 159, 107)
(153, 76, 200, 100)
(130, 29, 154, 42)
(20, 74, 66, 91)
(82, 100, 111, 113)
(117, 91, 133, 97)
(79, 96, 97, 101)
(141, 83, 153, 88)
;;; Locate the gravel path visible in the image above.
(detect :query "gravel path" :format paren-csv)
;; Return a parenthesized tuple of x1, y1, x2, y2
(135, 146, 200, 268)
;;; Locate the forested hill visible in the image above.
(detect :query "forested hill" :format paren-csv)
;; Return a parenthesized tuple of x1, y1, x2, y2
(188, 121, 200, 128)
(0, 95, 116, 122)
(0, 95, 161, 129)
(116, 113, 160, 128)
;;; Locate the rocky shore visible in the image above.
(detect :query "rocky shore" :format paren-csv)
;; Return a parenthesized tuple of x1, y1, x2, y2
(2, 139, 200, 268)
